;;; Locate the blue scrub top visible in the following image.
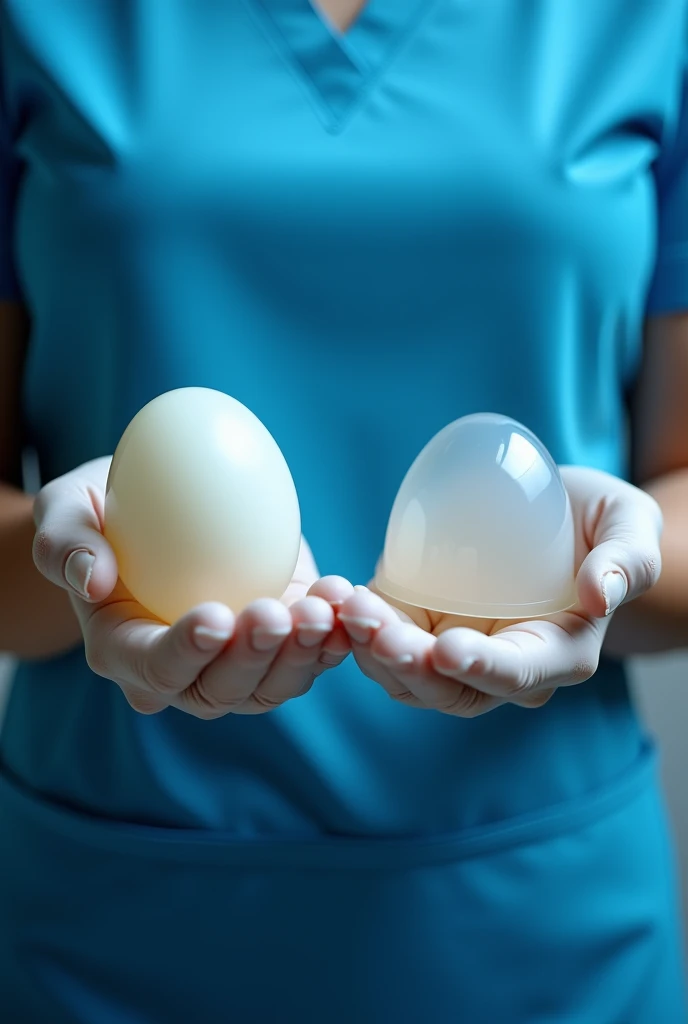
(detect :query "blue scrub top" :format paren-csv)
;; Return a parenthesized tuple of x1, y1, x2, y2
(0, 2, 686, 1021)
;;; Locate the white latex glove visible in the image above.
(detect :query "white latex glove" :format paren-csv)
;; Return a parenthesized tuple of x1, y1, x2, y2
(32, 456, 352, 717)
(338, 467, 663, 716)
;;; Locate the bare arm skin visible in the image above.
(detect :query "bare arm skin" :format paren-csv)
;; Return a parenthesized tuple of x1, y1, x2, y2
(0, 302, 81, 658)
(604, 312, 688, 655)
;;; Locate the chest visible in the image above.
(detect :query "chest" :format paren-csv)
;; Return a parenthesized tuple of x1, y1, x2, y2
(5, 0, 685, 485)
(2, 0, 684, 322)
(4, 0, 682, 145)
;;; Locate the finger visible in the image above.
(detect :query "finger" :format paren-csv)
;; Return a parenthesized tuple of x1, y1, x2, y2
(176, 598, 292, 718)
(346, 618, 428, 708)
(245, 596, 336, 712)
(307, 576, 355, 669)
(281, 536, 321, 604)
(290, 536, 320, 588)
(85, 599, 235, 714)
(315, 620, 351, 670)
(370, 623, 499, 716)
(566, 471, 663, 618)
(365, 581, 431, 628)
(338, 590, 431, 705)
(307, 575, 355, 607)
(431, 618, 599, 700)
(32, 459, 118, 603)
(337, 589, 407, 645)
(353, 641, 426, 707)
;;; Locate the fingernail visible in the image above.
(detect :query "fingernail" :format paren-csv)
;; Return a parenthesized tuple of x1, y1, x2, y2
(64, 549, 95, 599)
(252, 625, 291, 652)
(602, 572, 628, 616)
(375, 651, 414, 667)
(435, 655, 478, 677)
(296, 623, 331, 648)
(338, 615, 381, 644)
(193, 626, 232, 652)
(319, 650, 346, 667)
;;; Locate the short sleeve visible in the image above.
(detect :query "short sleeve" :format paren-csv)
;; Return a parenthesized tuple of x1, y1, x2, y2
(0, 82, 20, 302)
(647, 51, 688, 314)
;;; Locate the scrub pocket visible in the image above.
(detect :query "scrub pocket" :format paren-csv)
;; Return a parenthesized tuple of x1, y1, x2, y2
(0, 742, 685, 1024)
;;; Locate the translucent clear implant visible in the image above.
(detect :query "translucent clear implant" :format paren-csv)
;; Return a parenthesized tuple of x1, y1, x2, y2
(375, 413, 577, 619)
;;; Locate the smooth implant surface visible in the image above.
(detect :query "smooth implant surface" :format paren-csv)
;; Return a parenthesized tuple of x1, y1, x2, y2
(376, 414, 577, 619)
(104, 388, 301, 623)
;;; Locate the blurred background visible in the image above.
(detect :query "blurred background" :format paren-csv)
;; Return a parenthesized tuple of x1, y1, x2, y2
(0, 650, 685, 958)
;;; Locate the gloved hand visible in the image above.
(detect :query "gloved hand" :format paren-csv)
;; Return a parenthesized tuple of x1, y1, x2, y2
(338, 467, 663, 716)
(32, 456, 351, 717)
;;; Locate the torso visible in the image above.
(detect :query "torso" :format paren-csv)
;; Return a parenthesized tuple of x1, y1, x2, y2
(0, 0, 679, 835)
(1, 2, 687, 1020)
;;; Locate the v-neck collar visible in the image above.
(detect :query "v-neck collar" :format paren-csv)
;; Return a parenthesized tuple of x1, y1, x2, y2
(249, 0, 436, 132)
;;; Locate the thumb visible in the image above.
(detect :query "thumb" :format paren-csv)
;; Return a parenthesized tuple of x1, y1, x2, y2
(32, 456, 119, 603)
(281, 536, 320, 605)
(575, 488, 663, 619)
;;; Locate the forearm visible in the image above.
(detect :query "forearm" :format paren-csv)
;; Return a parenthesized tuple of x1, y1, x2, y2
(0, 483, 82, 659)
(604, 468, 688, 656)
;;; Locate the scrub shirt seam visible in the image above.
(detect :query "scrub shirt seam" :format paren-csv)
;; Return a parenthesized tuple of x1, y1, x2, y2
(239, 0, 343, 133)
(326, 0, 446, 135)
(238, 0, 444, 136)
(0, 740, 656, 866)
